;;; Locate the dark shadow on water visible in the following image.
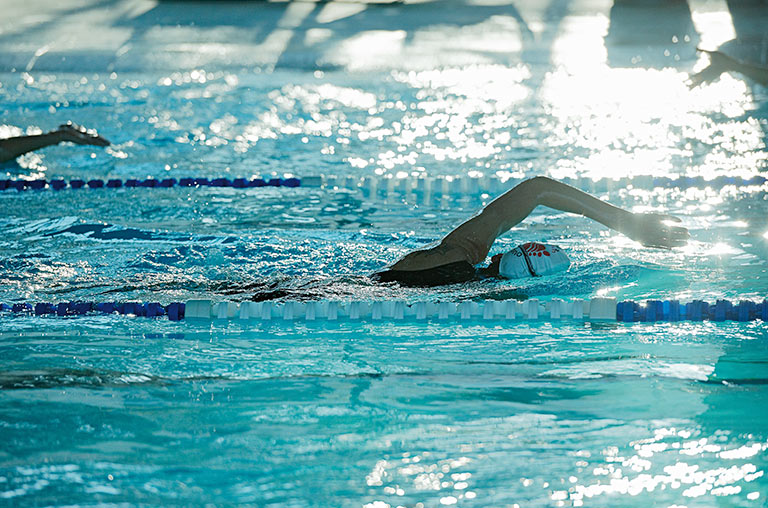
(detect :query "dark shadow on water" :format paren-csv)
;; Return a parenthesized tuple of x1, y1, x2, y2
(697, 330, 768, 437)
(113, 0, 535, 71)
(606, 0, 768, 72)
(721, 0, 768, 65)
(606, 0, 699, 69)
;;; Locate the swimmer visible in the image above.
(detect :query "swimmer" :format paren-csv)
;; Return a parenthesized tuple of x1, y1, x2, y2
(0, 122, 110, 163)
(689, 49, 768, 87)
(374, 176, 689, 287)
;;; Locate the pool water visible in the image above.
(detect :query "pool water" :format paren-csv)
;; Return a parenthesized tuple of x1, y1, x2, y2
(2, 0, 768, 505)
(1, 319, 766, 506)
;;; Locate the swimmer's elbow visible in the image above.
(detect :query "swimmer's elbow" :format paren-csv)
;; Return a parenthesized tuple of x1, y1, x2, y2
(485, 176, 556, 217)
(528, 175, 556, 184)
(503, 176, 558, 201)
(526, 176, 558, 195)
(441, 237, 487, 265)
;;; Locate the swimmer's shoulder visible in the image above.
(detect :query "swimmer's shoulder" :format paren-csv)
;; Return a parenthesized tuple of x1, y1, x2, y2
(389, 242, 472, 272)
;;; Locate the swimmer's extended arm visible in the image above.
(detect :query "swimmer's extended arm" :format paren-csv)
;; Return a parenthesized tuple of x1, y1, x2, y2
(391, 176, 689, 270)
(689, 50, 768, 87)
(0, 123, 110, 162)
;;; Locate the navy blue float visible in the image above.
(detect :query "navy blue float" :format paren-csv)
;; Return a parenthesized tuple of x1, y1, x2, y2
(5, 301, 186, 321)
(0, 177, 302, 191)
(616, 299, 768, 323)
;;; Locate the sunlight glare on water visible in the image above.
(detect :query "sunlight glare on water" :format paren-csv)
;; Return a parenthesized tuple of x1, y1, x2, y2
(690, 4, 737, 50)
(542, 66, 761, 180)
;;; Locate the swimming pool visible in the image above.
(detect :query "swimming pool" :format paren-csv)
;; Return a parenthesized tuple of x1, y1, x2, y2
(2, 0, 768, 505)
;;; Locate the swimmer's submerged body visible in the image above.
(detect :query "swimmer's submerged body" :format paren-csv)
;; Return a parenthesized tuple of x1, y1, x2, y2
(374, 176, 690, 287)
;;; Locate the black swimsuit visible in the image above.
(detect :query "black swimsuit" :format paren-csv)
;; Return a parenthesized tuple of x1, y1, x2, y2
(372, 261, 477, 287)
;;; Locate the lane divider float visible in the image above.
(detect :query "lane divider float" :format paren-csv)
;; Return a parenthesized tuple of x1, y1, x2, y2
(2, 298, 767, 323)
(309, 174, 768, 196)
(1, 174, 765, 195)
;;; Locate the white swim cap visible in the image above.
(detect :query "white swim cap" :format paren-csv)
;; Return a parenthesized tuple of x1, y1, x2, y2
(498, 242, 570, 279)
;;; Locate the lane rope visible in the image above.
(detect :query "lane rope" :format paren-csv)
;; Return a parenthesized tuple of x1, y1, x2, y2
(1, 174, 765, 194)
(3, 298, 767, 323)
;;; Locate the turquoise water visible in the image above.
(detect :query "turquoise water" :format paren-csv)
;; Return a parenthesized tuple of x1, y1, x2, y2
(2, 6, 768, 505)
(1, 318, 766, 506)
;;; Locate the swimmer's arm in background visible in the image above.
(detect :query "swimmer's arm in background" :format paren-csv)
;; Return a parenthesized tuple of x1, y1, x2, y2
(440, 177, 689, 263)
(0, 123, 110, 162)
(689, 50, 768, 87)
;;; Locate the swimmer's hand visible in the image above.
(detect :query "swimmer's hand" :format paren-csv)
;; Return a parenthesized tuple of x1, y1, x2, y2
(55, 122, 111, 147)
(625, 213, 689, 249)
(688, 49, 736, 88)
